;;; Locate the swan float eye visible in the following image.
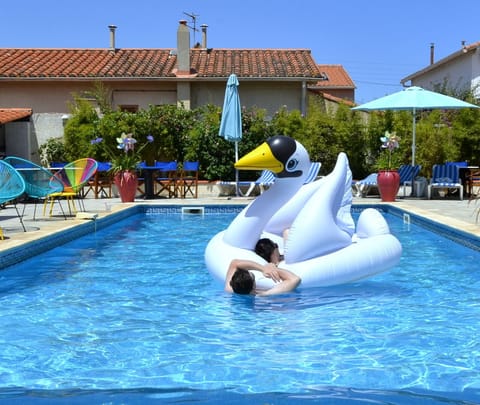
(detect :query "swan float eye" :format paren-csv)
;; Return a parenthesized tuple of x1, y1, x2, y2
(286, 158, 299, 172)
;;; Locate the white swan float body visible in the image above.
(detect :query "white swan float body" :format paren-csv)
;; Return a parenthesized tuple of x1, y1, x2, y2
(205, 136, 402, 289)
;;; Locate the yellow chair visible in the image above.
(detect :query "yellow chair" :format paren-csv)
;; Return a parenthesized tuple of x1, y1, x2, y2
(44, 158, 98, 216)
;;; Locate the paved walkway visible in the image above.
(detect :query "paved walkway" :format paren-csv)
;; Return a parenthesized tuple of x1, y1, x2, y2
(1, 193, 479, 255)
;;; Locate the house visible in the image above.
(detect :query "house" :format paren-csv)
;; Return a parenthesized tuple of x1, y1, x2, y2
(310, 64, 355, 102)
(0, 108, 33, 158)
(308, 64, 356, 113)
(0, 20, 353, 161)
(401, 41, 480, 98)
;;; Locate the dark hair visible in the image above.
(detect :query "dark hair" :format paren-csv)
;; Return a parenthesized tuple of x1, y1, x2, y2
(255, 238, 277, 262)
(230, 268, 254, 295)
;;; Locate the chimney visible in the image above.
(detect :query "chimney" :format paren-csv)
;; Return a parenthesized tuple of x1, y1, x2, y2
(201, 24, 208, 48)
(430, 43, 434, 65)
(108, 25, 117, 51)
(177, 20, 190, 74)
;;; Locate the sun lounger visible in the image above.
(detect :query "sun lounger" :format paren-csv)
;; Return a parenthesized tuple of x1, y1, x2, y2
(354, 164, 422, 198)
(217, 162, 321, 197)
(353, 173, 378, 197)
(398, 164, 421, 197)
(428, 163, 463, 200)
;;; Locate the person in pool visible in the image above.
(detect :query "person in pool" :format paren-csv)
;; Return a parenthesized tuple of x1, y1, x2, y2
(254, 237, 284, 265)
(224, 259, 301, 296)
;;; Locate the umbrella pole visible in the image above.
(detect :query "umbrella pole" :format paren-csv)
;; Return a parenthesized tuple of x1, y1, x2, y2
(234, 141, 239, 196)
(412, 108, 416, 167)
(411, 108, 416, 197)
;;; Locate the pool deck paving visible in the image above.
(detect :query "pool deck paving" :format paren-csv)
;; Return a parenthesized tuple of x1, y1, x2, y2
(1, 190, 480, 256)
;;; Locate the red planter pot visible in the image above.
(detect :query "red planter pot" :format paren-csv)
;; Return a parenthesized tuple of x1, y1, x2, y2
(377, 170, 400, 202)
(114, 170, 138, 203)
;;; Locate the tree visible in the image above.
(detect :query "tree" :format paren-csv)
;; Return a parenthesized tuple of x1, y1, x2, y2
(59, 84, 480, 182)
(63, 97, 98, 161)
(184, 105, 273, 181)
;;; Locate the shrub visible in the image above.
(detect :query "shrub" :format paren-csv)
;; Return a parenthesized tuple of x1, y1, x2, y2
(38, 137, 67, 166)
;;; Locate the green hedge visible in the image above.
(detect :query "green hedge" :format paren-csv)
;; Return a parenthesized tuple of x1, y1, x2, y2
(47, 93, 480, 181)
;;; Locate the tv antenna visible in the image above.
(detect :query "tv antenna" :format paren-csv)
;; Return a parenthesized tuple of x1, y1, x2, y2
(183, 11, 200, 46)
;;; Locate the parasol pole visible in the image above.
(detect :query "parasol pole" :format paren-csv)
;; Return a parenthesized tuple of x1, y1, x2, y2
(235, 141, 239, 196)
(412, 107, 416, 167)
(411, 107, 416, 196)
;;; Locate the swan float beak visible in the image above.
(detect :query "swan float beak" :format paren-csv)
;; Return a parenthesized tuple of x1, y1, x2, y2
(234, 142, 283, 172)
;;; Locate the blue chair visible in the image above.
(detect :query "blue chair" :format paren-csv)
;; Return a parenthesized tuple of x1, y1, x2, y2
(398, 164, 422, 197)
(4, 156, 65, 219)
(446, 161, 468, 167)
(49, 162, 67, 169)
(0, 160, 27, 233)
(83, 161, 113, 199)
(178, 161, 199, 198)
(428, 164, 463, 200)
(154, 161, 178, 198)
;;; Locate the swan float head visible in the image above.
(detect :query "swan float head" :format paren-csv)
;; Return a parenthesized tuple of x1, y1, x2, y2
(222, 135, 311, 250)
(235, 135, 311, 181)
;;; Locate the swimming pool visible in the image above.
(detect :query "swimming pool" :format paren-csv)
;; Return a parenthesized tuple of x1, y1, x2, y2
(0, 206, 479, 404)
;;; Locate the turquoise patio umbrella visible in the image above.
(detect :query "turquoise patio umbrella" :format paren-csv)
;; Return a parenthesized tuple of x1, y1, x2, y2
(352, 86, 479, 166)
(219, 73, 242, 195)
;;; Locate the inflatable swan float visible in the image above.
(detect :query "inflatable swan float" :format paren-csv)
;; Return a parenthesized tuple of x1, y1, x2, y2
(205, 135, 402, 288)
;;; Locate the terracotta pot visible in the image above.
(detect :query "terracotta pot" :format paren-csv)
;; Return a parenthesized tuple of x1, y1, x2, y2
(114, 171, 138, 203)
(377, 170, 400, 202)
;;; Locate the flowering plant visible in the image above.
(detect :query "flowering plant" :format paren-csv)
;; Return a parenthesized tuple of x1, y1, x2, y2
(91, 132, 154, 174)
(375, 130, 401, 171)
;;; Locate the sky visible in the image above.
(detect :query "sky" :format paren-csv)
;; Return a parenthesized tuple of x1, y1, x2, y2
(1, 0, 479, 103)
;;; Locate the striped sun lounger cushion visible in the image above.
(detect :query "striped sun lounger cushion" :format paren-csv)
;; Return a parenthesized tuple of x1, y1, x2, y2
(428, 163, 463, 200)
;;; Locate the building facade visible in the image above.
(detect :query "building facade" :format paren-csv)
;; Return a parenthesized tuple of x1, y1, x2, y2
(401, 41, 480, 98)
(0, 21, 355, 161)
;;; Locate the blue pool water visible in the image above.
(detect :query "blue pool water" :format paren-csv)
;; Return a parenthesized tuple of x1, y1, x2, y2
(0, 207, 479, 404)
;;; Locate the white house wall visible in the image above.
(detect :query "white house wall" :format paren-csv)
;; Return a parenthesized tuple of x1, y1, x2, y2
(33, 112, 66, 147)
(191, 81, 304, 116)
(0, 79, 309, 156)
(112, 90, 177, 109)
(472, 52, 480, 98)
(411, 52, 476, 95)
(0, 82, 91, 112)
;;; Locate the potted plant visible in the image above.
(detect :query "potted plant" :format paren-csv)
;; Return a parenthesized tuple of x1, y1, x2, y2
(375, 131, 401, 202)
(91, 133, 154, 202)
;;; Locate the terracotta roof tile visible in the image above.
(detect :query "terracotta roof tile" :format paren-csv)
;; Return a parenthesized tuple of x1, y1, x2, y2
(0, 48, 323, 80)
(191, 49, 322, 78)
(0, 108, 32, 124)
(320, 92, 355, 106)
(0, 49, 177, 78)
(313, 64, 355, 88)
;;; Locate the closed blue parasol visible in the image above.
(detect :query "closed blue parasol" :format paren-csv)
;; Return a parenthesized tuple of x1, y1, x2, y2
(219, 73, 242, 195)
(352, 86, 479, 167)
